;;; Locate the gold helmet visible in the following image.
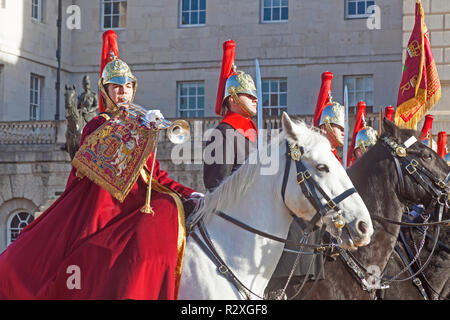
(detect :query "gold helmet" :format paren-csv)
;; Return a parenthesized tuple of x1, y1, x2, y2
(223, 67, 258, 117)
(354, 126, 378, 154)
(319, 102, 345, 129)
(98, 58, 137, 113)
(319, 102, 345, 147)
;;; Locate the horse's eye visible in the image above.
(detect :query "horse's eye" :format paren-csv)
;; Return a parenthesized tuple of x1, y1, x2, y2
(421, 153, 433, 161)
(316, 164, 329, 172)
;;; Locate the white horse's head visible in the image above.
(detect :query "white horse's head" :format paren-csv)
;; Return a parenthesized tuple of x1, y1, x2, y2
(280, 112, 373, 250)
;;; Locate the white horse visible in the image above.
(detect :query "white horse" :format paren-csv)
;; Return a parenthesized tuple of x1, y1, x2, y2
(178, 113, 374, 299)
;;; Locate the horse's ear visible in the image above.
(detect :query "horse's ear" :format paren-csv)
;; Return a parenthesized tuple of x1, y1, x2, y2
(65, 85, 68, 90)
(281, 112, 299, 144)
(72, 85, 76, 90)
(383, 117, 399, 138)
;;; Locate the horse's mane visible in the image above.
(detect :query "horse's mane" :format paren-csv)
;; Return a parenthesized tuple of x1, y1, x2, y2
(188, 120, 329, 226)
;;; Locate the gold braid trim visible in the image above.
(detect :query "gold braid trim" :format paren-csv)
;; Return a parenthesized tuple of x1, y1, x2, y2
(140, 166, 186, 299)
(324, 122, 344, 147)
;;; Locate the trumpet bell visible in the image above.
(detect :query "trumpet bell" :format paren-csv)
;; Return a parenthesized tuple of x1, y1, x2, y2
(167, 120, 190, 144)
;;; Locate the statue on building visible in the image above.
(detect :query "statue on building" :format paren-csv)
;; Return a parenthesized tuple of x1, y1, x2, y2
(63, 76, 99, 160)
(77, 75, 98, 124)
(64, 85, 83, 160)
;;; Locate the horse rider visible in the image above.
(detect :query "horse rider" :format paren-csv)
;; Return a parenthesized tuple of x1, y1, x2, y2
(318, 102, 345, 163)
(352, 126, 378, 161)
(0, 31, 201, 300)
(348, 100, 378, 164)
(311, 71, 344, 163)
(203, 40, 258, 192)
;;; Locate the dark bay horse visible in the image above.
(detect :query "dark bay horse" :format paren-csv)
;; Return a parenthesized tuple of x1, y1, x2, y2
(266, 118, 449, 299)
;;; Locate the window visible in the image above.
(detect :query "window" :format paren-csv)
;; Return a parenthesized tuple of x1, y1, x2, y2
(344, 75, 374, 113)
(178, 82, 204, 118)
(262, 0, 288, 23)
(30, 74, 43, 121)
(261, 79, 287, 117)
(7, 212, 34, 246)
(180, 0, 206, 26)
(345, 0, 375, 19)
(102, 0, 127, 29)
(31, 0, 43, 22)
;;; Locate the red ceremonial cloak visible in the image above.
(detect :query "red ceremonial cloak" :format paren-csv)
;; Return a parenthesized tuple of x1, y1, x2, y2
(0, 115, 195, 300)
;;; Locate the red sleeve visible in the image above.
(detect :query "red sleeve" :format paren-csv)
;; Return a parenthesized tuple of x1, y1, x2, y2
(65, 116, 108, 189)
(146, 153, 196, 199)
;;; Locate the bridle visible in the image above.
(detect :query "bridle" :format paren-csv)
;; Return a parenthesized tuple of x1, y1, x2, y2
(281, 142, 358, 235)
(381, 136, 450, 212)
(188, 140, 359, 299)
(339, 135, 450, 299)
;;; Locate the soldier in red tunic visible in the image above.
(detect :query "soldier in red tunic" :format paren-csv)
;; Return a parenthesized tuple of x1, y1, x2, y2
(0, 31, 199, 300)
(203, 40, 258, 191)
(312, 71, 344, 163)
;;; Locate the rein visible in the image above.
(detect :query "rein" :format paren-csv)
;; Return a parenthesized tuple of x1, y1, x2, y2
(188, 140, 356, 299)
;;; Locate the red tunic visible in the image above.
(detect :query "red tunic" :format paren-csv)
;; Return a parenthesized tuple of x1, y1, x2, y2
(220, 110, 257, 143)
(0, 115, 195, 300)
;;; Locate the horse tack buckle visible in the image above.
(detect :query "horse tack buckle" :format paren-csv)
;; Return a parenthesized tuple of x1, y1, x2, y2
(406, 159, 418, 174)
(297, 170, 311, 184)
(327, 199, 337, 210)
(435, 179, 446, 189)
(218, 265, 229, 274)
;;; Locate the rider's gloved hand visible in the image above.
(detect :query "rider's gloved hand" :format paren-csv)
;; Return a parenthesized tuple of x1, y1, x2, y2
(183, 192, 205, 219)
(145, 109, 164, 123)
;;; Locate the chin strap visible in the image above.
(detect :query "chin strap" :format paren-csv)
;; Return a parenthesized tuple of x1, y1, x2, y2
(228, 87, 256, 118)
(324, 122, 343, 147)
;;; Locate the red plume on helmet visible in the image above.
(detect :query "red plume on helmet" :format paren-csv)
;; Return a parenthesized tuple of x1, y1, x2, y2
(437, 131, 447, 159)
(384, 106, 394, 121)
(419, 114, 433, 141)
(215, 40, 236, 116)
(313, 72, 333, 128)
(99, 30, 119, 113)
(347, 101, 366, 166)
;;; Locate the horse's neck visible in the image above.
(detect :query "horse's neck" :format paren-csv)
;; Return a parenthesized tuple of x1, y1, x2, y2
(350, 157, 403, 270)
(205, 172, 292, 295)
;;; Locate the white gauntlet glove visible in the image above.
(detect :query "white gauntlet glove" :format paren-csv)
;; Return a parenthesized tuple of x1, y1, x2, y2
(145, 109, 164, 123)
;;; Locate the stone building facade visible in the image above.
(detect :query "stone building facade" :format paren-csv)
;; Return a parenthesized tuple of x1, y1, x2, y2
(0, 0, 449, 251)
(1, 0, 408, 121)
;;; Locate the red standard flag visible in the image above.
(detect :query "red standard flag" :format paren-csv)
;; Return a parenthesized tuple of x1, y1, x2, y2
(394, 0, 441, 130)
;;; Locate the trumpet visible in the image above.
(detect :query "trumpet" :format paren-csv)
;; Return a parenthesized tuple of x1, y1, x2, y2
(117, 102, 190, 144)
